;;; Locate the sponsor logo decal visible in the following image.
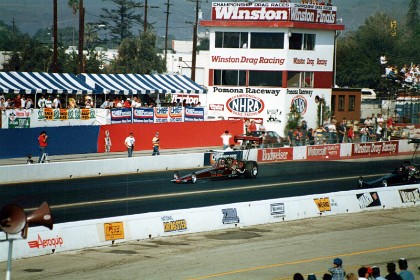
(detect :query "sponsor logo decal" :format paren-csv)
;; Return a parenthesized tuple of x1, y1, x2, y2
(357, 192, 381, 208)
(28, 234, 64, 249)
(291, 95, 307, 114)
(399, 188, 420, 203)
(104, 222, 125, 241)
(222, 208, 240, 224)
(226, 94, 264, 117)
(270, 203, 285, 216)
(314, 197, 331, 212)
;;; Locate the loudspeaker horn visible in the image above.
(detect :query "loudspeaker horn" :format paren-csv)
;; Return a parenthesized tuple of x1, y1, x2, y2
(22, 201, 53, 239)
(0, 203, 27, 235)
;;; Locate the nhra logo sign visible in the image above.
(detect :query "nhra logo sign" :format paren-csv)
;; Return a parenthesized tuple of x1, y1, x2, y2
(226, 94, 264, 117)
(291, 95, 307, 114)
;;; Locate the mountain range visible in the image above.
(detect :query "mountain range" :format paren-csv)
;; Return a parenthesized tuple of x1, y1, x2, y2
(0, 0, 411, 41)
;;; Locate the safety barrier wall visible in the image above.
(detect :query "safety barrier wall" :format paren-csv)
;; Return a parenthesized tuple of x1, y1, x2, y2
(0, 153, 206, 184)
(1, 185, 418, 262)
(0, 120, 243, 159)
(0, 140, 415, 185)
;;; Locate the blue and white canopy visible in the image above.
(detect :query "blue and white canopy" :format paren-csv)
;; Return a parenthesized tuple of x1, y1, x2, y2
(80, 73, 207, 95)
(0, 72, 96, 95)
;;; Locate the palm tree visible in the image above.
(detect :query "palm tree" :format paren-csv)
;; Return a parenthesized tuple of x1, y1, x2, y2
(68, 0, 79, 14)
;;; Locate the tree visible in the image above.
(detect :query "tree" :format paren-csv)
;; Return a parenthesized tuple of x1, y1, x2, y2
(197, 37, 209, 51)
(406, 0, 419, 31)
(97, 0, 143, 46)
(108, 31, 165, 74)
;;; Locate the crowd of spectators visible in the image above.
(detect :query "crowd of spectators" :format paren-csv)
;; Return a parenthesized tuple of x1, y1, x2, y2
(284, 111, 398, 147)
(294, 258, 417, 280)
(381, 55, 420, 90)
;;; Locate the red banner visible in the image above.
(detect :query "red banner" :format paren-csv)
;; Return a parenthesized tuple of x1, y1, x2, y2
(257, 147, 293, 162)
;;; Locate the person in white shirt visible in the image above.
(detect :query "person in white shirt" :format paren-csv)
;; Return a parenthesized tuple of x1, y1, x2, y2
(20, 96, 26, 109)
(124, 132, 135, 157)
(45, 97, 53, 108)
(53, 96, 61, 108)
(37, 95, 46, 108)
(100, 98, 111, 109)
(25, 98, 33, 109)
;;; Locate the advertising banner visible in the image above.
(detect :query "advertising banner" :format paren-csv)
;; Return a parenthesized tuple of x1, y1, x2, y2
(110, 108, 132, 124)
(154, 107, 169, 123)
(37, 108, 95, 121)
(184, 107, 205, 121)
(257, 147, 293, 162)
(169, 106, 184, 122)
(352, 141, 399, 156)
(307, 144, 340, 160)
(7, 110, 30, 128)
(133, 107, 154, 123)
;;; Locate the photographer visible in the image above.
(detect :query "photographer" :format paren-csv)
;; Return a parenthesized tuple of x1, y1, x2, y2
(38, 131, 48, 163)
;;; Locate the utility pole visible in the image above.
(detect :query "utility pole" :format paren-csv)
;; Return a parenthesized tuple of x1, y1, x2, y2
(78, 0, 85, 74)
(164, 0, 171, 63)
(191, 0, 199, 81)
(144, 0, 148, 32)
(52, 0, 58, 72)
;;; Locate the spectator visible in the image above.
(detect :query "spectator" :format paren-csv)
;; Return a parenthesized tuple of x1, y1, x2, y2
(380, 54, 388, 74)
(85, 98, 93, 108)
(13, 94, 21, 109)
(53, 95, 61, 109)
(4, 98, 11, 109)
(372, 266, 386, 280)
(20, 95, 26, 109)
(347, 125, 355, 143)
(37, 131, 48, 163)
(25, 97, 33, 109)
(294, 273, 305, 280)
(45, 96, 53, 108)
(376, 123, 383, 141)
(328, 258, 346, 280)
(124, 132, 135, 157)
(220, 130, 232, 150)
(248, 120, 257, 135)
(308, 274, 317, 280)
(104, 130, 112, 153)
(359, 124, 368, 142)
(123, 98, 131, 108)
(38, 95, 46, 108)
(338, 118, 347, 143)
(326, 0, 332, 6)
(323, 274, 332, 280)
(385, 262, 403, 280)
(131, 96, 142, 108)
(100, 98, 111, 109)
(259, 122, 266, 131)
(260, 131, 268, 148)
(287, 128, 295, 146)
(358, 267, 369, 280)
(346, 273, 358, 280)
(0, 97, 6, 111)
(294, 127, 303, 146)
(152, 132, 160, 156)
(68, 97, 77, 109)
(397, 258, 414, 280)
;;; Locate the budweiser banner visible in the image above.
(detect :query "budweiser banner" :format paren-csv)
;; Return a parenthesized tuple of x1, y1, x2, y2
(257, 147, 293, 162)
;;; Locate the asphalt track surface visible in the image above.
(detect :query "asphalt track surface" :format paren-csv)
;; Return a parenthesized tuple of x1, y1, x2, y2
(0, 157, 415, 223)
(1, 156, 419, 279)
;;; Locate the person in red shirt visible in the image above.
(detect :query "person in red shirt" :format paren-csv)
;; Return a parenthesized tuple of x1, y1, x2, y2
(38, 131, 48, 163)
(248, 120, 257, 135)
(123, 98, 131, 108)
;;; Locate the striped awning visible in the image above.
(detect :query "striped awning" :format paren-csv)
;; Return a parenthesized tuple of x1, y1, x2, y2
(79, 73, 207, 95)
(0, 72, 96, 95)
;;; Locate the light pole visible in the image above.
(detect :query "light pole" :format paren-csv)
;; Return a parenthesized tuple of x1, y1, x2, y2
(52, 0, 58, 72)
(164, 0, 172, 63)
(333, 18, 342, 88)
(78, 0, 85, 74)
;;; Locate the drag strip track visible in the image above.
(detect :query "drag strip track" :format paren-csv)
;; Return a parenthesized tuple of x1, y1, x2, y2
(0, 157, 407, 223)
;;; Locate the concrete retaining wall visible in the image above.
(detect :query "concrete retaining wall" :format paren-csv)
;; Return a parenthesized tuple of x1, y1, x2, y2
(1, 184, 418, 262)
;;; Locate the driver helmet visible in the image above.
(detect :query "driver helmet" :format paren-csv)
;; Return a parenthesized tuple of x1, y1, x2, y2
(333, 258, 343, 266)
